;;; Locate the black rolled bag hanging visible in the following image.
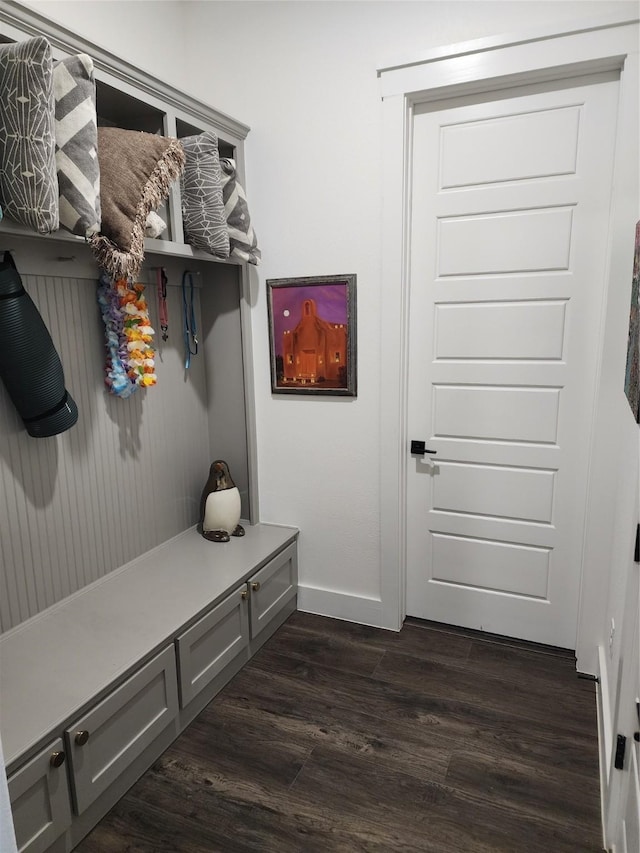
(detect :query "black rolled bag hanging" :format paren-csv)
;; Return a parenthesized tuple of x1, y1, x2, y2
(0, 251, 78, 437)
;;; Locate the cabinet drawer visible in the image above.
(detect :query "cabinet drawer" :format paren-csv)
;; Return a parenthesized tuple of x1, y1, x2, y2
(176, 584, 249, 708)
(8, 738, 72, 853)
(65, 645, 178, 814)
(249, 542, 297, 640)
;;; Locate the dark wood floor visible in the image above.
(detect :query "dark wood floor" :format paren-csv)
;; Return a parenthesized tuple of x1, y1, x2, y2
(76, 612, 604, 853)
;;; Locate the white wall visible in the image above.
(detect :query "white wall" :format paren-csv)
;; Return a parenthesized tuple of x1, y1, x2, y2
(179, 0, 638, 620)
(19, 0, 189, 89)
(12, 0, 638, 620)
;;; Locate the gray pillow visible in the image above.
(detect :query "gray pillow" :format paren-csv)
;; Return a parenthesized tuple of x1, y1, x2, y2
(220, 158, 261, 265)
(180, 131, 229, 258)
(0, 37, 59, 233)
(53, 53, 101, 238)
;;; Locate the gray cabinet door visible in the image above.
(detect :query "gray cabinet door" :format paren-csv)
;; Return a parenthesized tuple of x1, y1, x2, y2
(65, 645, 178, 814)
(175, 583, 249, 708)
(8, 738, 71, 853)
(249, 542, 297, 640)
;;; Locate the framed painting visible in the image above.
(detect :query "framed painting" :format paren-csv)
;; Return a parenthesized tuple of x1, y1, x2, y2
(267, 274, 357, 396)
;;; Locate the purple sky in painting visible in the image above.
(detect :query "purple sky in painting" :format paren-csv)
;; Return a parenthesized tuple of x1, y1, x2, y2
(270, 282, 348, 357)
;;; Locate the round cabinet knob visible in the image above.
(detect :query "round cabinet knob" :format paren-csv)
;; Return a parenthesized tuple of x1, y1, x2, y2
(75, 730, 90, 746)
(241, 589, 248, 601)
(251, 581, 261, 592)
(50, 751, 66, 768)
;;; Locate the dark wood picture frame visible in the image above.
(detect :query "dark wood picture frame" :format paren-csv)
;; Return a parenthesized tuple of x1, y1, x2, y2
(267, 274, 357, 396)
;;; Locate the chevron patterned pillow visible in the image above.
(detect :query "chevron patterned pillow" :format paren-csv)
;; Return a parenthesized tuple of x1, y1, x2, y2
(220, 158, 261, 265)
(53, 54, 101, 238)
(180, 131, 229, 258)
(0, 37, 59, 233)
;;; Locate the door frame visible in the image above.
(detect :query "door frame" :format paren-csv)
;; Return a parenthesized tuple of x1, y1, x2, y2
(378, 14, 639, 674)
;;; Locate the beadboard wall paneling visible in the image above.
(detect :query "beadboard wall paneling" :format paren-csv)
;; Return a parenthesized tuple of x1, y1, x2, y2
(200, 265, 250, 520)
(0, 267, 212, 632)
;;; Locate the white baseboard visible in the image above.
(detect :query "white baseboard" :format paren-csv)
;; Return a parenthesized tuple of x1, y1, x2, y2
(297, 585, 396, 630)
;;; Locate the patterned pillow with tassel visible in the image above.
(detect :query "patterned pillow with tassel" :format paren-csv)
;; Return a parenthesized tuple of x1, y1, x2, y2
(53, 53, 101, 238)
(220, 158, 261, 265)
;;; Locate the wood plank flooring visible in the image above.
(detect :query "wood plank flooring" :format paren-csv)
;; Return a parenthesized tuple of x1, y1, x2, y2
(75, 612, 604, 853)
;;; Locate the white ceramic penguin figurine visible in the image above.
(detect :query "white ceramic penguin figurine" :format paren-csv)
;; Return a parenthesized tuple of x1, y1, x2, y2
(199, 460, 245, 542)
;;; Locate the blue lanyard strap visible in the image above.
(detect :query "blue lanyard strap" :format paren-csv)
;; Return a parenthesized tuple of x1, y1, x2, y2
(181, 270, 198, 369)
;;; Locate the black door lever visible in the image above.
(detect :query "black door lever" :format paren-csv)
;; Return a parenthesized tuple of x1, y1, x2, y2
(411, 440, 437, 456)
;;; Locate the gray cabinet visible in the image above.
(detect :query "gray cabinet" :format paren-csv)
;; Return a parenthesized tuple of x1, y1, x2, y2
(175, 544, 299, 714)
(65, 646, 179, 815)
(7, 739, 71, 853)
(3, 530, 298, 853)
(176, 584, 250, 708)
(249, 542, 298, 641)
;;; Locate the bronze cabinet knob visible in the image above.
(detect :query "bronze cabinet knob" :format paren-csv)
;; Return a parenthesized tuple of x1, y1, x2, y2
(50, 751, 66, 768)
(241, 589, 248, 601)
(75, 730, 90, 746)
(251, 581, 261, 592)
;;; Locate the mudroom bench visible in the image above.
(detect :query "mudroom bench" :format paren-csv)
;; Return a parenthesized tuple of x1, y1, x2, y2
(0, 523, 298, 853)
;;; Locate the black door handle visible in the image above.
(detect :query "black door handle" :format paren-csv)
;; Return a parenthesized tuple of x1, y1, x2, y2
(411, 440, 437, 455)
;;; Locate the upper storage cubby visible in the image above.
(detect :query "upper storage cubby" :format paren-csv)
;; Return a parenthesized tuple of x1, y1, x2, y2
(176, 117, 206, 140)
(176, 117, 236, 160)
(96, 80, 166, 134)
(0, 0, 250, 263)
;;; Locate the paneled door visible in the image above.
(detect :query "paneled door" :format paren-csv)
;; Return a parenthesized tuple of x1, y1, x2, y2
(406, 75, 620, 647)
(612, 613, 640, 853)
(607, 504, 640, 852)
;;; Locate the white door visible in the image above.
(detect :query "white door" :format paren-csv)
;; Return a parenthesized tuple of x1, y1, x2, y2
(608, 584, 640, 853)
(607, 460, 640, 853)
(617, 652, 640, 853)
(406, 74, 620, 647)
(620, 747, 640, 853)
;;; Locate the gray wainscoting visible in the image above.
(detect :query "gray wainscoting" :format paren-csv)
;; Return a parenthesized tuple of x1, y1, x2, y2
(0, 258, 246, 632)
